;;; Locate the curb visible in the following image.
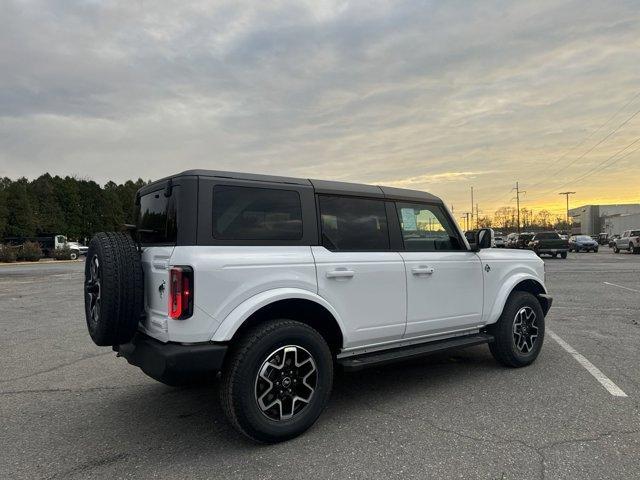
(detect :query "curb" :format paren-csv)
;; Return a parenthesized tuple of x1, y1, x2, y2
(0, 259, 84, 267)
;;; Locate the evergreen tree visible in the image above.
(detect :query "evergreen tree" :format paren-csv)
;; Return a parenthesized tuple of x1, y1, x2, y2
(5, 179, 35, 237)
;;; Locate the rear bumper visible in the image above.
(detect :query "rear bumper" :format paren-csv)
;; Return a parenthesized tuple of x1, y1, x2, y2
(536, 248, 569, 253)
(116, 333, 228, 385)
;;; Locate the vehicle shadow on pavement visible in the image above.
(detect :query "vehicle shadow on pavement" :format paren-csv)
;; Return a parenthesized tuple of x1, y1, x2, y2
(97, 346, 500, 450)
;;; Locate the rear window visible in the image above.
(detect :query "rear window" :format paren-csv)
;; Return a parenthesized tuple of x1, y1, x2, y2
(319, 195, 389, 251)
(137, 187, 179, 244)
(631, 230, 640, 236)
(535, 232, 560, 240)
(212, 185, 302, 240)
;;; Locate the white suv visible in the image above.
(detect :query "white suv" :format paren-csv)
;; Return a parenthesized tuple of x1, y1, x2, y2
(613, 229, 640, 254)
(83, 170, 552, 443)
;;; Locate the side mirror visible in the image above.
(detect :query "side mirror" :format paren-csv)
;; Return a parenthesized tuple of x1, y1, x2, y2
(473, 228, 493, 250)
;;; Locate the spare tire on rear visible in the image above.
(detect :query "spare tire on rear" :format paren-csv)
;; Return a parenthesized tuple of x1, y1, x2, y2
(84, 232, 144, 346)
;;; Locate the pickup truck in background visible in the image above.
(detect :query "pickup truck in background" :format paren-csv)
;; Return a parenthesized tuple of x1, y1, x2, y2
(4, 234, 87, 259)
(528, 232, 569, 259)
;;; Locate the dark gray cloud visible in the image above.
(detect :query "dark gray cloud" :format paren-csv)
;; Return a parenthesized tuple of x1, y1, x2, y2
(1, 0, 639, 214)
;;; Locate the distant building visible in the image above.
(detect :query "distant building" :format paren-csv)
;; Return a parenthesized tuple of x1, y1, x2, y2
(569, 204, 640, 235)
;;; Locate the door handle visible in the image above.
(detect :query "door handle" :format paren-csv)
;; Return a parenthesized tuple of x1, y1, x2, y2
(412, 266, 435, 275)
(326, 269, 355, 279)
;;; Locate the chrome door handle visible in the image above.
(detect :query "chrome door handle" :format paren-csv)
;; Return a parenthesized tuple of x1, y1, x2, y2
(326, 269, 355, 279)
(412, 266, 434, 275)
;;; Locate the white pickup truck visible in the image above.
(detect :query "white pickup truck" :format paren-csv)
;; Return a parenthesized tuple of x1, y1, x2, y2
(83, 170, 552, 443)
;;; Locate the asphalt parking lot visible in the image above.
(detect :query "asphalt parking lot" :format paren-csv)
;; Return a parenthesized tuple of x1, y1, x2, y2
(1, 249, 639, 480)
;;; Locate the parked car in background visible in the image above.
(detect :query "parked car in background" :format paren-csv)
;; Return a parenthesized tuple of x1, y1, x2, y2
(506, 233, 518, 248)
(515, 233, 534, 249)
(569, 235, 599, 253)
(597, 233, 610, 245)
(608, 235, 621, 248)
(529, 232, 569, 258)
(494, 234, 505, 248)
(612, 230, 640, 254)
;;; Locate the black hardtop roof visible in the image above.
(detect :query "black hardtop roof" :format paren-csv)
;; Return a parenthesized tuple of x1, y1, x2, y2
(139, 169, 442, 203)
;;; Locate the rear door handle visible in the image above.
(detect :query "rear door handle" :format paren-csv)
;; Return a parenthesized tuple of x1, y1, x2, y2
(326, 269, 355, 279)
(412, 266, 435, 275)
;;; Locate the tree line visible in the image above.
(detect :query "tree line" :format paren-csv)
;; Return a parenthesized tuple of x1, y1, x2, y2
(0, 174, 148, 241)
(476, 206, 570, 232)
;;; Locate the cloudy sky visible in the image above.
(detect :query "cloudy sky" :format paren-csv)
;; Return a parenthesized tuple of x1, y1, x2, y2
(1, 0, 639, 218)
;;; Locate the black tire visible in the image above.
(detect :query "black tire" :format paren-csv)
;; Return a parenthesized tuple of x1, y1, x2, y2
(488, 291, 545, 368)
(84, 232, 144, 346)
(594, 248, 598, 253)
(560, 251, 567, 259)
(552, 253, 557, 258)
(613, 245, 620, 253)
(220, 319, 333, 443)
(70, 250, 79, 260)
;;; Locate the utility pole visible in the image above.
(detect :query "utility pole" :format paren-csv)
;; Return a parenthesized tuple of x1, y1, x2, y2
(470, 186, 474, 228)
(512, 182, 526, 233)
(475, 203, 479, 228)
(558, 191, 576, 230)
(461, 212, 471, 231)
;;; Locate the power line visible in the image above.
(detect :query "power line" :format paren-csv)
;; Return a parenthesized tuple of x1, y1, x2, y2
(528, 92, 640, 189)
(549, 136, 640, 193)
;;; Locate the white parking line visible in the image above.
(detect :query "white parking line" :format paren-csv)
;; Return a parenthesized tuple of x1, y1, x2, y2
(547, 329, 628, 397)
(603, 281, 640, 293)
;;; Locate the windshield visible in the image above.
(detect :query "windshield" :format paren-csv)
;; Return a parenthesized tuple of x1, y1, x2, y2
(576, 235, 592, 241)
(520, 234, 533, 241)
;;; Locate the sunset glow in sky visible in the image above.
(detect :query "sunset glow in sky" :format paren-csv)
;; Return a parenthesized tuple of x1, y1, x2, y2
(1, 1, 639, 220)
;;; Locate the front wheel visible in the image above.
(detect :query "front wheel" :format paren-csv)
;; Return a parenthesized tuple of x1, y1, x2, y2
(488, 291, 545, 368)
(220, 319, 333, 443)
(560, 251, 567, 259)
(613, 245, 620, 253)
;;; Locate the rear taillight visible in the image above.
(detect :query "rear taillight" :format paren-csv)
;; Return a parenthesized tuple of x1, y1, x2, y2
(169, 266, 194, 320)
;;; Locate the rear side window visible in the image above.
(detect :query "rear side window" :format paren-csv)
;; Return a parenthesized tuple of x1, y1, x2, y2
(318, 196, 389, 251)
(213, 186, 302, 240)
(631, 230, 640, 236)
(137, 187, 179, 244)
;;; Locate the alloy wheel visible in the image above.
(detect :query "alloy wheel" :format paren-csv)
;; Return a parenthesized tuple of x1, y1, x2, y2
(85, 255, 101, 327)
(512, 306, 538, 354)
(255, 345, 317, 421)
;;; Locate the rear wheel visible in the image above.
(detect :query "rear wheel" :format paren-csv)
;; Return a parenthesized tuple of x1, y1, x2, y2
(220, 319, 333, 443)
(560, 252, 567, 259)
(488, 291, 545, 368)
(613, 245, 620, 253)
(70, 250, 79, 260)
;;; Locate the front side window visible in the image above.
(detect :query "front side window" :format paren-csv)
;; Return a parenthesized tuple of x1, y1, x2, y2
(213, 186, 302, 240)
(319, 196, 389, 251)
(396, 203, 462, 251)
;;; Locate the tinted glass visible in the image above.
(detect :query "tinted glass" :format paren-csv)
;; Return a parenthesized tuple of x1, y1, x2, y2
(397, 203, 462, 251)
(535, 232, 560, 240)
(631, 230, 640, 236)
(319, 196, 389, 250)
(137, 187, 179, 244)
(213, 186, 302, 240)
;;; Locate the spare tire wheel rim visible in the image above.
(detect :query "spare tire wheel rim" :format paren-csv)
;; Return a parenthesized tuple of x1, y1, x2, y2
(512, 306, 538, 354)
(254, 345, 318, 421)
(85, 255, 101, 326)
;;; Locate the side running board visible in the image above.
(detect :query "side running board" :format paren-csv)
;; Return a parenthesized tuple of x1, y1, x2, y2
(338, 333, 494, 371)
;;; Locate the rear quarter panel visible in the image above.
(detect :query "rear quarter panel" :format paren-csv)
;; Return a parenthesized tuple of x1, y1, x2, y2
(166, 246, 317, 343)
